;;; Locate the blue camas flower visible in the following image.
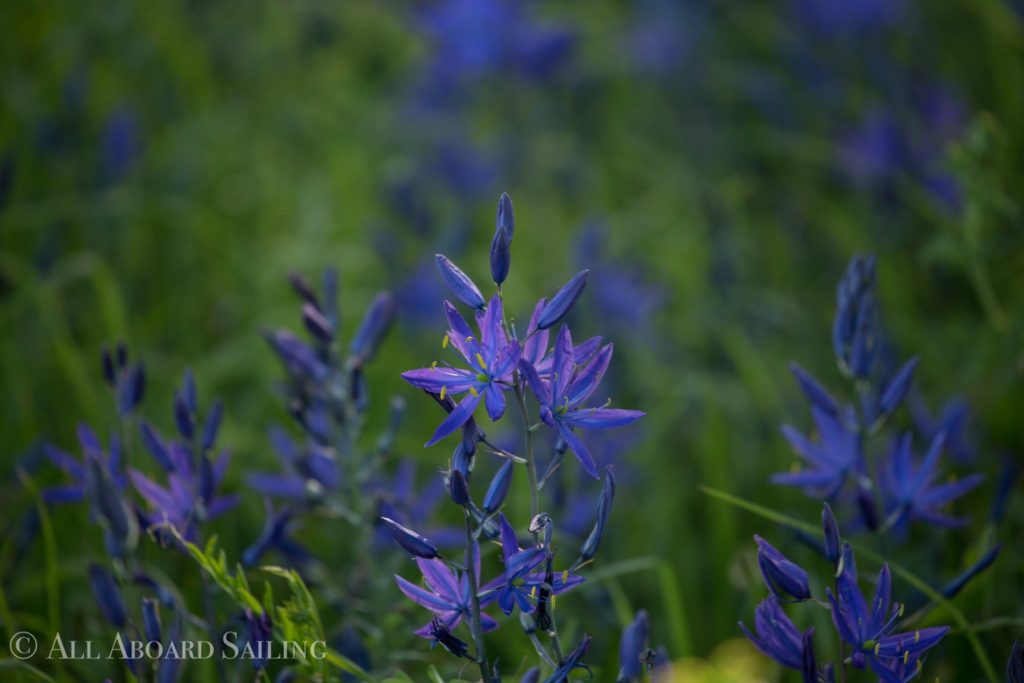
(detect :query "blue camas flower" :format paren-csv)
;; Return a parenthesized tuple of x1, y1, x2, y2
(478, 515, 583, 616)
(826, 563, 948, 680)
(394, 551, 499, 637)
(739, 596, 813, 671)
(774, 399, 864, 498)
(130, 441, 238, 543)
(878, 432, 983, 535)
(401, 295, 520, 445)
(519, 326, 643, 478)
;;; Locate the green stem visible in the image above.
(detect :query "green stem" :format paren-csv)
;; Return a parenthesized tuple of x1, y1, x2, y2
(464, 515, 495, 683)
(514, 383, 540, 526)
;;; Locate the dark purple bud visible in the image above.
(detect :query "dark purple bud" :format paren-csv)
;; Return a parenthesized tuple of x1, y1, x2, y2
(800, 628, 817, 683)
(788, 363, 838, 415)
(482, 459, 514, 513)
(449, 469, 471, 507)
(380, 517, 439, 559)
(837, 542, 857, 581)
(452, 442, 473, 478)
(519, 667, 540, 683)
(1008, 640, 1024, 683)
(173, 392, 194, 439)
(182, 370, 198, 414)
(101, 347, 116, 386)
(201, 400, 224, 451)
(129, 363, 146, 410)
(86, 455, 136, 558)
(991, 459, 1019, 523)
(88, 563, 127, 628)
(115, 341, 128, 369)
(265, 330, 329, 381)
(496, 192, 515, 239)
(537, 270, 588, 330)
(855, 488, 879, 532)
(490, 225, 511, 285)
(577, 467, 614, 566)
(198, 455, 215, 502)
(879, 356, 919, 416)
(435, 254, 486, 309)
(139, 420, 174, 471)
(429, 617, 472, 659)
(350, 291, 396, 363)
(322, 266, 339, 327)
(822, 503, 841, 566)
(755, 536, 811, 601)
(142, 598, 161, 643)
(618, 610, 649, 681)
(942, 543, 1001, 599)
(302, 302, 334, 343)
(288, 272, 319, 306)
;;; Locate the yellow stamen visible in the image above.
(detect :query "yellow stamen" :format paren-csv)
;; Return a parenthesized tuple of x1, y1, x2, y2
(469, 386, 479, 397)
(442, 334, 449, 349)
(562, 570, 569, 584)
(465, 335, 474, 342)
(915, 631, 920, 644)
(904, 650, 910, 664)
(551, 594, 557, 610)
(530, 586, 537, 599)
(476, 353, 487, 368)
(430, 361, 438, 371)
(874, 643, 881, 656)
(439, 386, 447, 400)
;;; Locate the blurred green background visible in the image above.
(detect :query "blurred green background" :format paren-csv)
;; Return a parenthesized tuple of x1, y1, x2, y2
(2, 1, 1023, 681)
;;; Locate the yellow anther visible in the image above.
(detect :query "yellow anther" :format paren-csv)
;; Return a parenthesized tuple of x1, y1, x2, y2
(874, 643, 881, 656)
(530, 586, 537, 599)
(562, 570, 569, 584)
(915, 631, 920, 644)
(431, 361, 438, 370)
(904, 650, 910, 664)
(440, 386, 447, 400)
(465, 335, 474, 342)
(442, 334, 450, 349)
(469, 386, 479, 397)
(898, 604, 905, 617)
(476, 353, 487, 368)
(551, 594, 557, 610)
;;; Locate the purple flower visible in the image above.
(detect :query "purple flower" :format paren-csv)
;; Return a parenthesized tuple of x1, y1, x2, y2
(543, 634, 592, 683)
(394, 546, 499, 637)
(246, 426, 339, 501)
(826, 564, 948, 679)
(618, 610, 650, 681)
(478, 515, 583, 616)
(130, 444, 238, 543)
(772, 403, 863, 498)
(42, 424, 126, 505)
(519, 325, 643, 478)
(740, 596, 813, 670)
(401, 295, 520, 445)
(878, 432, 983, 535)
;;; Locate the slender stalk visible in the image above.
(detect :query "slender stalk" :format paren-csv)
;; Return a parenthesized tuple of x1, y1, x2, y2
(514, 383, 540, 525)
(464, 515, 495, 683)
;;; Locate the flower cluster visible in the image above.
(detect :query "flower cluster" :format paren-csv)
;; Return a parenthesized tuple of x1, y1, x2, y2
(742, 504, 949, 682)
(773, 255, 984, 539)
(386, 192, 651, 682)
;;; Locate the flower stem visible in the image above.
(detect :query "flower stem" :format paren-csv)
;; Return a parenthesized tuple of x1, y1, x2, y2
(514, 383, 540, 527)
(464, 515, 495, 683)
